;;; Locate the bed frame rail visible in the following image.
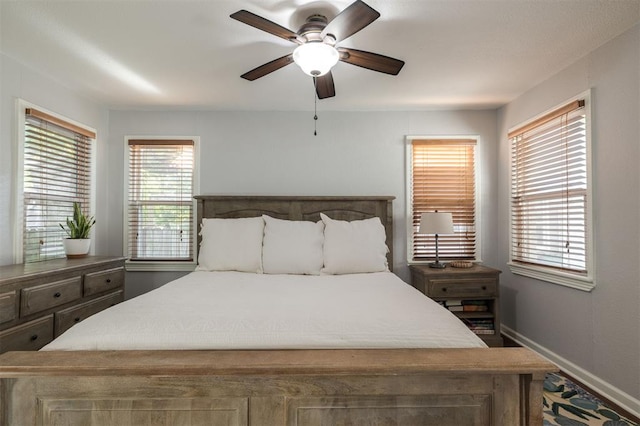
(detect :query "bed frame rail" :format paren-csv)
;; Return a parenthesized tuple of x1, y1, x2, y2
(0, 348, 555, 425)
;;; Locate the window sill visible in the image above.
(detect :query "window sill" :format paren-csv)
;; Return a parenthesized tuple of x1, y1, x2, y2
(125, 260, 197, 272)
(508, 262, 594, 292)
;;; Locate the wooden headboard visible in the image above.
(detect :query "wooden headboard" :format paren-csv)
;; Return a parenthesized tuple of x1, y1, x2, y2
(194, 195, 395, 269)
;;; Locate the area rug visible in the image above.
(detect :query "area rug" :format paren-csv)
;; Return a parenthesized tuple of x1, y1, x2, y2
(544, 372, 638, 426)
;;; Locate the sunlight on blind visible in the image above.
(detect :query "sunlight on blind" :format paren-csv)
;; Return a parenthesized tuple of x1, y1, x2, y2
(510, 100, 587, 273)
(23, 109, 93, 263)
(411, 139, 476, 261)
(127, 140, 194, 261)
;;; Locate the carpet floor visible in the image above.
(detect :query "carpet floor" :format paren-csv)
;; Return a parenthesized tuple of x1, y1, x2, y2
(543, 372, 638, 426)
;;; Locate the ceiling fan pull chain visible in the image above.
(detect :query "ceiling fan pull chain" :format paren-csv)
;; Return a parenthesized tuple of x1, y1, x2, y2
(313, 77, 318, 136)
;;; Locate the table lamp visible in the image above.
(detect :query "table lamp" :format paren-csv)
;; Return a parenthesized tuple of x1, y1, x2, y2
(419, 212, 454, 269)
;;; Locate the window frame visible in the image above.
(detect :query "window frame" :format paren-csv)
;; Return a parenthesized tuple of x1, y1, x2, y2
(405, 135, 482, 264)
(123, 135, 200, 272)
(508, 91, 595, 291)
(13, 99, 97, 264)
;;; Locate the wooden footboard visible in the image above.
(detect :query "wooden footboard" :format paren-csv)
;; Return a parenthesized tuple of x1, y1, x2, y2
(0, 347, 555, 425)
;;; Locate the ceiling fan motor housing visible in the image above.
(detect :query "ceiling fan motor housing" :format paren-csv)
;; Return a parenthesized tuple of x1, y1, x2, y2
(299, 15, 331, 42)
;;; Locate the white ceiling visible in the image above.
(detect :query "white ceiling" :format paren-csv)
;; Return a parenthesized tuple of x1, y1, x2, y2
(1, 0, 638, 111)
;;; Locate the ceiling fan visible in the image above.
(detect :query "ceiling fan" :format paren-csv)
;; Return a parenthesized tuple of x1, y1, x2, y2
(230, 0, 405, 99)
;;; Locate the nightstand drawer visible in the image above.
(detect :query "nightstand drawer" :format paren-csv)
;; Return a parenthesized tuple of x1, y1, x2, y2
(428, 278, 497, 298)
(84, 267, 124, 297)
(21, 277, 83, 317)
(55, 290, 123, 336)
(0, 290, 18, 324)
(0, 315, 54, 351)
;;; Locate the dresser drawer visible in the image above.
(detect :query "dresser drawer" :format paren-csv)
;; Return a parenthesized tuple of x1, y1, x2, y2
(427, 278, 497, 298)
(20, 277, 82, 317)
(84, 267, 124, 297)
(55, 290, 124, 336)
(0, 315, 54, 352)
(0, 290, 18, 324)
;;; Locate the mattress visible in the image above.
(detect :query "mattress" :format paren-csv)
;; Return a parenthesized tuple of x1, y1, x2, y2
(43, 271, 486, 350)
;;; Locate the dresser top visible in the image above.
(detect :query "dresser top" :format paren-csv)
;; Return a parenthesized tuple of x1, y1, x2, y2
(0, 256, 126, 284)
(409, 263, 501, 276)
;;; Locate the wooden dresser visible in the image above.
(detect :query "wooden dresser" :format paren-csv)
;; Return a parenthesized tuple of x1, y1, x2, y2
(409, 264, 503, 347)
(0, 256, 125, 353)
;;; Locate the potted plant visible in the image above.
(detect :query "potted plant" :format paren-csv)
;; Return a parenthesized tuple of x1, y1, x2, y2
(60, 202, 95, 258)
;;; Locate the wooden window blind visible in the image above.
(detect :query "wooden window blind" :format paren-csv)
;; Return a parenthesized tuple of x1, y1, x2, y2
(127, 140, 194, 261)
(510, 99, 587, 274)
(411, 139, 477, 261)
(23, 108, 94, 263)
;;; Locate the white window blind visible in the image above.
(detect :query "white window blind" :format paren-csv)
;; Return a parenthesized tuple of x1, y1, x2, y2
(127, 140, 194, 261)
(510, 99, 587, 274)
(410, 139, 477, 261)
(23, 108, 95, 263)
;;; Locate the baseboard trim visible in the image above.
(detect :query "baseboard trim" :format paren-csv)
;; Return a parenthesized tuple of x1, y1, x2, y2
(502, 325, 640, 418)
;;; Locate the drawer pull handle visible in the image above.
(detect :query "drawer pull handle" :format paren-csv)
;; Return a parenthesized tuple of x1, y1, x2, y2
(30, 334, 38, 341)
(482, 286, 487, 290)
(53, 292, 61, 298)
(441, 287, 447, 292)
(74, 317, 81, 323)
(106, 278, 111, 283)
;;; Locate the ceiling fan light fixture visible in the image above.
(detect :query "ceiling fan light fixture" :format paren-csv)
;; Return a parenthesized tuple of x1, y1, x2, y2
(293, 42, 339, 77)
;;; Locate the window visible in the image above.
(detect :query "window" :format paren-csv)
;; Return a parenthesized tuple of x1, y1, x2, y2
(509, 94, 593, 290)
(125, 138, 197, 270)
(21, 107, 95, 263)
(408, 138, 478, 262)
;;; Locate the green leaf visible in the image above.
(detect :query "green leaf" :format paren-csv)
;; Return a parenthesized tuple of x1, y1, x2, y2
(569, 397, 599, 411)
(554, 417, 589, 426)
(557, 403, 600, 420)
(545, 382, 565, 393)
(561, 390, 578, 399)
(597, 409, 621, 421)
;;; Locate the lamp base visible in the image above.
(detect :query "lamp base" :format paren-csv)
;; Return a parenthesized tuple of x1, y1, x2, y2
(428, 261, 446, 269)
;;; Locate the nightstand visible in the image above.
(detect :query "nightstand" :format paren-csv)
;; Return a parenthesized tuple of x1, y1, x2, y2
(409, 263, 503, 347)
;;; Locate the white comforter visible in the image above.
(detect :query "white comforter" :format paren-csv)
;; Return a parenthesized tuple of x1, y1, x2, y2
(43, 271, 486, 350)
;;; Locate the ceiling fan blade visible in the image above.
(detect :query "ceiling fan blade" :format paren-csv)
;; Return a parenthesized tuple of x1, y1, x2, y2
(230, 10, 301, 44)
(241, 54, 294, 81)
(338, 48, 404, 75)
(314, 72, 336, 99)
(321, 0, 380, 42)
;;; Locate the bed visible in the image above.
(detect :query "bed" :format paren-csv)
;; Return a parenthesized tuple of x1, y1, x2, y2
(0, 195, 555, 425)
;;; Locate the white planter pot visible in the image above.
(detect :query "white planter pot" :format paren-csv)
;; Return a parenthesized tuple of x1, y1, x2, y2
(63, 238, 91, 259)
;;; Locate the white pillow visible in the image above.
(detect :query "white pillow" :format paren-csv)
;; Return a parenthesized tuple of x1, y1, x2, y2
(262, 215, 324, 275)
(320, 213, 389, 274)
(196, 217, 264, 273)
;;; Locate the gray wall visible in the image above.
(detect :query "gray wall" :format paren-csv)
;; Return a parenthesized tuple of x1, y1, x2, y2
(107, 109, 499, 296)
(497, 24, 640, 406)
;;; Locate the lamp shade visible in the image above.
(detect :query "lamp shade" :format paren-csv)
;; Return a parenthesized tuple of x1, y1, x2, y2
(292, 42, 339, 77)
(419, 212, 454, 235)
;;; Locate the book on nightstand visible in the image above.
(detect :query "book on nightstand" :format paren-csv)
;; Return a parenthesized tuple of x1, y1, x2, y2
(461, 318, 495, 334)
(462, 300, 489, 312)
